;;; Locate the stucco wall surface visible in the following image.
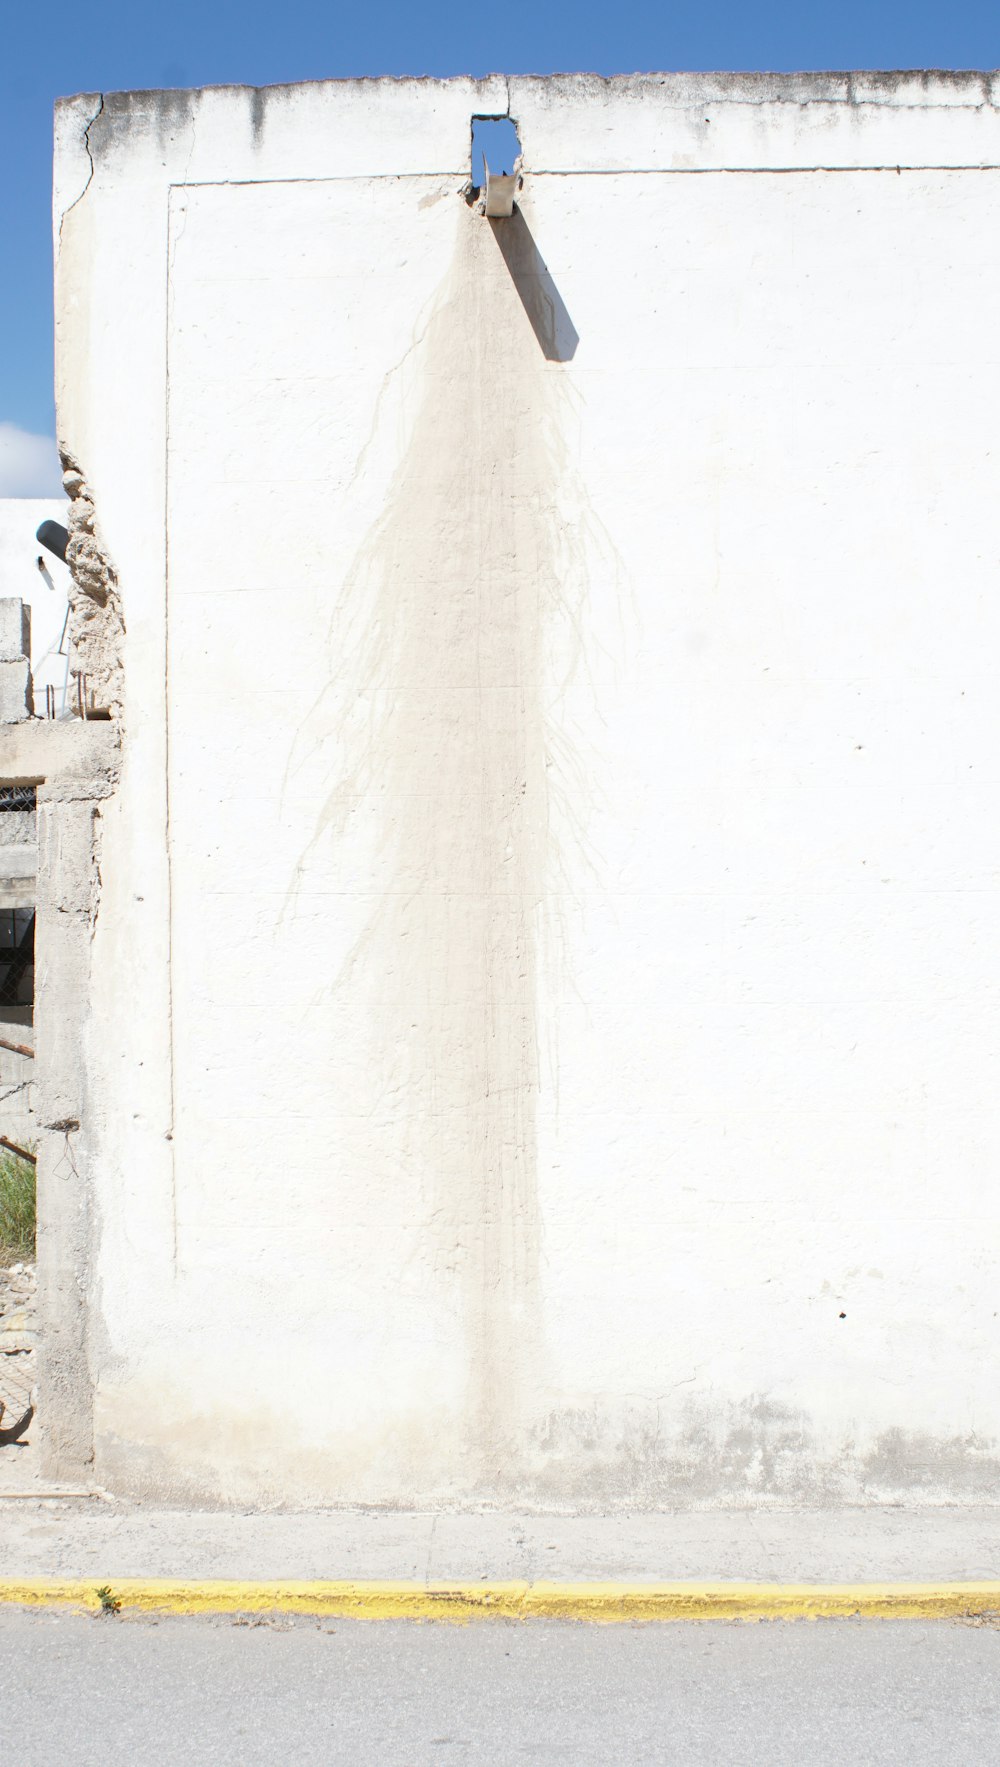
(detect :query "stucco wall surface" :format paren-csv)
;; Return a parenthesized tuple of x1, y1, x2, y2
(51, 73, 1000, 1506)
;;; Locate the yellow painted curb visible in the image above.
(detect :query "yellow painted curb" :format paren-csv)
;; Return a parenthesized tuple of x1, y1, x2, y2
(1, 1579, 1000, 1622)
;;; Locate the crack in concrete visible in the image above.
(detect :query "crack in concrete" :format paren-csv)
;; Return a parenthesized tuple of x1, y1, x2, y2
(58, 95, 105, 243)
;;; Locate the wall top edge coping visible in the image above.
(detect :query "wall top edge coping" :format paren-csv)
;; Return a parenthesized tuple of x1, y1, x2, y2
(51, 72, 1000, 207)
(53, 70, 1000, 114)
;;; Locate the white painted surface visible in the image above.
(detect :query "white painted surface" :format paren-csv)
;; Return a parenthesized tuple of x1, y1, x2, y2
(0, 502, 72, 713)
(52, 76, 1000, 1505)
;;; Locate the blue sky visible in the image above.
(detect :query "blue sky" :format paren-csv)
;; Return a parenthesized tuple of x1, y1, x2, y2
(2, 0, 999, 491)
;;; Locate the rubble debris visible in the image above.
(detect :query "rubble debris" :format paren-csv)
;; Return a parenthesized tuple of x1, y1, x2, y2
(59, 452, 125, 720)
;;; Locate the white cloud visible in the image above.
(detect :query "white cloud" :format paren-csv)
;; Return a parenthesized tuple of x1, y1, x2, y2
(0, 424, 63, 497)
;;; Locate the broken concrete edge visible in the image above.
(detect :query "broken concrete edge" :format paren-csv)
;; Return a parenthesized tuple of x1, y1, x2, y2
(1, 1578, 1000, 1620)
(58, 453, 125, 722)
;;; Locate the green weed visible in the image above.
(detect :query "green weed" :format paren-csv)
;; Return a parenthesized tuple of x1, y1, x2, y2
(0, 1150, 36, 1262)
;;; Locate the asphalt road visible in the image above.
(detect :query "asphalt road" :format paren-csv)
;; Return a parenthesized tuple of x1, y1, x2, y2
(2, 1610, 998, 1764)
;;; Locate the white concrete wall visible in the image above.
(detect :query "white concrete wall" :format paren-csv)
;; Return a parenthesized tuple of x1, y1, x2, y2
(52, 73, 1000, 1505)
(0, 500, 73, 713)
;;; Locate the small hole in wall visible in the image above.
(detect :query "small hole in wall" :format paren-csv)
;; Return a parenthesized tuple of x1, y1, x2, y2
(471, 116, 521, 191)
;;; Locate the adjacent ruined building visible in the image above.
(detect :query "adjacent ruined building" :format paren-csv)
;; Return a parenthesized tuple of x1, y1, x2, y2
(5, 71, 1000, 1505)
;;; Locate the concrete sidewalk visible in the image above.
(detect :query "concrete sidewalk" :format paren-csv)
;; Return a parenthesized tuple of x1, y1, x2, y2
(1, 1496, 999, 1585)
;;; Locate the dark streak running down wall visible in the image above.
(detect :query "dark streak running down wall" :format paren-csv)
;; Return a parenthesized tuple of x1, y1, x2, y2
(289, 201, 599, 1492)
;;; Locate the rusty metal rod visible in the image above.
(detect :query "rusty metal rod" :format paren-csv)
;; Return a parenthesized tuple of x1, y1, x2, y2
(0, 1037, 34, 1060)
(0, 1135, 35, 1165)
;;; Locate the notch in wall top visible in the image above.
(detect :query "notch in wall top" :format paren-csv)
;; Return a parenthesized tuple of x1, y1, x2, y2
(470, 115, 522, 215)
